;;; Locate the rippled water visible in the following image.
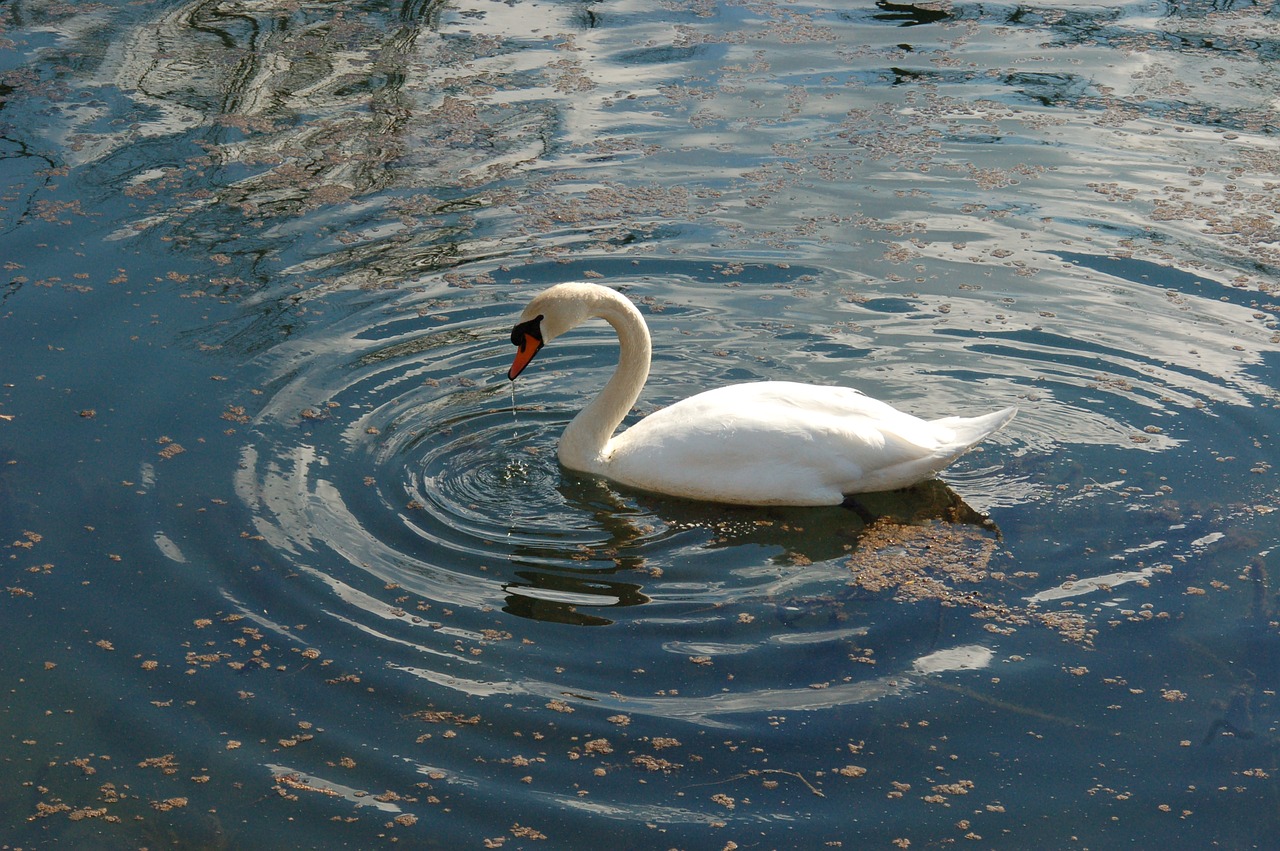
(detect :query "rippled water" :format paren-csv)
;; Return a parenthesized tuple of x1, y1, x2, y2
(3, 0, 1280, 846)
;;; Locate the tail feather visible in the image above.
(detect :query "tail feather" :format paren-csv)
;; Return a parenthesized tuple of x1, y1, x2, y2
(932, 405, 1018, 449)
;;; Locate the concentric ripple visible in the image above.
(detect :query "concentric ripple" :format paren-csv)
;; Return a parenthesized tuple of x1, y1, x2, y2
(217, 265, 1045, 720)
(231, 279, 718, 631)
(212, 252, 1279, 745)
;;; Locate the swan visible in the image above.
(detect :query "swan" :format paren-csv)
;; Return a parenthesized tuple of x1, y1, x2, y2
(507, 282, 1016, 506)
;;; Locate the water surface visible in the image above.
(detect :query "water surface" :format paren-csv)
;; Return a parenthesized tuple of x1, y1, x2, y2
(2, 0, 1279, 846)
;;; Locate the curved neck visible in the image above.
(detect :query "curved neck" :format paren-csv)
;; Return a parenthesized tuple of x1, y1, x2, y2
(558, 290, 651, 472)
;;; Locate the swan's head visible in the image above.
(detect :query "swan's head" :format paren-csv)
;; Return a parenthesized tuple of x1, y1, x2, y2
(507, 283, 603, 381)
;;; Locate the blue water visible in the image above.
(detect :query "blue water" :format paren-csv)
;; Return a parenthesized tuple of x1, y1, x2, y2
(3, 0, 1280, 846)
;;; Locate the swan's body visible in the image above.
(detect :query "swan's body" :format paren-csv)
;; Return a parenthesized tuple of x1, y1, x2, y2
(508, 283, 1016, 506)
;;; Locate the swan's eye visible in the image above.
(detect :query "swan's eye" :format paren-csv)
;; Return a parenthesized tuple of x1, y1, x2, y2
(511, 314, 544, 347)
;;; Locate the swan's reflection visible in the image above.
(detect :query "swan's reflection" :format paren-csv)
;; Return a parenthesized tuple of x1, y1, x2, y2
(498, 470, 1003, 626)
(502, 570, 650, 626)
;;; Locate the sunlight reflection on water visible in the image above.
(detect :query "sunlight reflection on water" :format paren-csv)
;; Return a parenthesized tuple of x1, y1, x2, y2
(2, 0, 1279, 846)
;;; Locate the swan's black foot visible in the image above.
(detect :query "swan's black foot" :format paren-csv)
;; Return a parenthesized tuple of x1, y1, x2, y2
(841, 496, 876, 524)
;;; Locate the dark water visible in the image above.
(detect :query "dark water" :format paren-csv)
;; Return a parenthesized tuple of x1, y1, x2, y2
(2, 0, 1280, 846)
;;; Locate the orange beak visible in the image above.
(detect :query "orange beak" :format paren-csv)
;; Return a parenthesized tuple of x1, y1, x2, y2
(508, 333, 543, 380)
(508, 315, 545, 380)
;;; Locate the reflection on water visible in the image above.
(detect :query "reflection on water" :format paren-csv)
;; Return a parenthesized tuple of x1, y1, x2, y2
(2, 0, 1280, 846)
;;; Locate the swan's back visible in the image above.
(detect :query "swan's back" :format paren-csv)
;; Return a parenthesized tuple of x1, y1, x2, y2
(602, 382, 1015, 505)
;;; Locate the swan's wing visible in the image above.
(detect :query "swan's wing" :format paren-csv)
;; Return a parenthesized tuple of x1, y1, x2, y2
(604, 382, 1009, 505)
(703, 382, 949, 443)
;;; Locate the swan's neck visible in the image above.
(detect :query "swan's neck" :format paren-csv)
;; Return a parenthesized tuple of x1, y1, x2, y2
(558, 292, 651, 473)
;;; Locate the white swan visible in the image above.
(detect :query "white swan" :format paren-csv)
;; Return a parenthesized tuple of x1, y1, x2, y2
(507, 282, 1016, 506)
